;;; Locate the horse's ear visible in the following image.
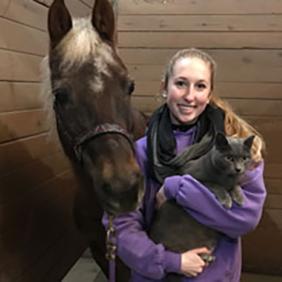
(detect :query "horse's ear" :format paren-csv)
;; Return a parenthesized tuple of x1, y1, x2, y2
(48, 0, 72, 49)
(91, 0, 116, 44)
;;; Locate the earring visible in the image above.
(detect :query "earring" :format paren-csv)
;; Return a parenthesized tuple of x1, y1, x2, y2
(161, 91, 167, 98)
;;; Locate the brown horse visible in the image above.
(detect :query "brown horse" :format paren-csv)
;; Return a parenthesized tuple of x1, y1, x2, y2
(43, 0, 147, 280)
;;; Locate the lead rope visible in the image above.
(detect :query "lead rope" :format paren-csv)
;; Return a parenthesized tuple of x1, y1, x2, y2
(106, 215, 117, 282)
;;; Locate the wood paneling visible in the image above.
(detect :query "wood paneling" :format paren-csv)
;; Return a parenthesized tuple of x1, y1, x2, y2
(43, 0, 92, 17)
(0, 50, 42, 81)
(0, 17, 48, 55)
(118, 0, 282, 15)
(0, 133, 61, 177)
(1, 0, 48, 31)
(0, 82, 42, 112)
(128, 64, 282, 83)
(0, 0, 10, 16)
(119, 32, 282, 49)
(0, 110, 49, 143)
(121, 49, 282, 67)
(0, 151, 71, 205)
(119, 15, 282, 32)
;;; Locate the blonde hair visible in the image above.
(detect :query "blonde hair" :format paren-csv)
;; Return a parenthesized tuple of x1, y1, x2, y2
(162, 48, 265, 163)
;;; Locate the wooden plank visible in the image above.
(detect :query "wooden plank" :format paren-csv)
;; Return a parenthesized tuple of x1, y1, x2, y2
(1, 0, 48, 31)
(0, 110, 50, 143)
(227, 99, 282, 117)
(43, 0, 91, 17)
(0, 82, 43, 112)
(0, 0, 10, 16)
(118, 0, 282, 15)
(215, 82, 282, 100)
(265, 179, 282, 195)
(118, 32, 282, 49)
(0, 150, 71, 205)
(118, 15, 282, 32)
(128, 64, 282, 83)
(243, 208, 282, 275)
(0, 50, 42, 82)
(264, 194, 282, 209)
(120, 49, 282, 67)
(0, 17, 48, 56)
(0, 133, 61, 177)
(131, 81, 282, 100)
(264, 163, 282, 179)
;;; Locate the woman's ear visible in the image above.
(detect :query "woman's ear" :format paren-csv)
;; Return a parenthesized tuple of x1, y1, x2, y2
(160, 81, 167, 98)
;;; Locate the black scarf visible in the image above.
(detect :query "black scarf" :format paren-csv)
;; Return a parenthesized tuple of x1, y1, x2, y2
(147, 104, 225, 183)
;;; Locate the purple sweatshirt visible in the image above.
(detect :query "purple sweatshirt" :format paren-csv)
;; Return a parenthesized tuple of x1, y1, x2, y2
(104, 127, 266, 282)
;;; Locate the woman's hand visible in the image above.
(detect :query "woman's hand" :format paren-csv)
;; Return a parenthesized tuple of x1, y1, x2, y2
(180, 247, 211, 277)
(155, 185, 167, 209)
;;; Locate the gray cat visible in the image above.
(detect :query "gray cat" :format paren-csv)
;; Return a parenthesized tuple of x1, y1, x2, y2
(149, 133, 254, 280)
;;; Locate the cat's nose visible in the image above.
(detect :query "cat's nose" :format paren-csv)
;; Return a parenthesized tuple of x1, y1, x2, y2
(235, 167, 242, 173)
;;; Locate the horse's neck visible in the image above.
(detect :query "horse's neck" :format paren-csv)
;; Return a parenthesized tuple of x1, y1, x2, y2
(131, 109, 148, 140)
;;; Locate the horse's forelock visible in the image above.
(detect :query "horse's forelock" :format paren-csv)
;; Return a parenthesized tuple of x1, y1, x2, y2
(58, 18, 116, 74)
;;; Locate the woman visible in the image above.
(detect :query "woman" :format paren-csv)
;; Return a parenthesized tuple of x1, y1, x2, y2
(104, 48, 266, 281)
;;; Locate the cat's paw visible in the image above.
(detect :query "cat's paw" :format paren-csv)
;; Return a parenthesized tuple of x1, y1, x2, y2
(200, 253, 216, 263)
(231, 186, 244, 206)
(220, 195, 232, 209)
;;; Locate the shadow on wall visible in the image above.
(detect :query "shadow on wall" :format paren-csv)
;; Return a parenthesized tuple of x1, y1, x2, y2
(0, 123, 85, 282)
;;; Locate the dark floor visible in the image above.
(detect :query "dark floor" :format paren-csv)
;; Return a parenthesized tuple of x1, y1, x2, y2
(63, 250, 282, 282)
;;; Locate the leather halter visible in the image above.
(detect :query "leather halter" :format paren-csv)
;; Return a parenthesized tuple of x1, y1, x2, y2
(73, 123, 134, 162)
(53, 103, 134, 163)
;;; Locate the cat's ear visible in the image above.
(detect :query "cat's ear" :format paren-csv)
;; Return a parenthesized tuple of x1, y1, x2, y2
(244, 135, 255, 150)
(215, 132, 230, 150)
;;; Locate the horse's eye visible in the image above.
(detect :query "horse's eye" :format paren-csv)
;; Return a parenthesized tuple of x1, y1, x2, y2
(128, 80, 135, 95)
(54, 88, 69, 105)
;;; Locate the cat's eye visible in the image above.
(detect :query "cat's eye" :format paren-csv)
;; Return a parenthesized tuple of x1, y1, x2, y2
(225, 155, 234, 161)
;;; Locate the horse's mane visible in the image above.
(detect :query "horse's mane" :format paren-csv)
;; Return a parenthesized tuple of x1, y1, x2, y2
(40, 17, 118, 137)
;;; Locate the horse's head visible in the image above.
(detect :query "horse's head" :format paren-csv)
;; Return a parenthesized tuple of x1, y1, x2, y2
(46, 0, 144, 215)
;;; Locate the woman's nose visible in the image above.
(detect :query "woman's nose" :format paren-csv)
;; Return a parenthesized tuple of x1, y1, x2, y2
(183, 86, 195, 100)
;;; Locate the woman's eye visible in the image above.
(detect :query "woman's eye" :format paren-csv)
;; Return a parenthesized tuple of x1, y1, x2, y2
(175, 80, 187, 88)
(196, 83, 207, 90)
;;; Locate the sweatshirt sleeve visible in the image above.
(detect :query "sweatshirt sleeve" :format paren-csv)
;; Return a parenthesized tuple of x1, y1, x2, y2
(102, 210, 181, 279)
(163, 161, 266, 239)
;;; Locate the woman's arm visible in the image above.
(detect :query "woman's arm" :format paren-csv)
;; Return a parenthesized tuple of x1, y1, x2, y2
(103, 209, 180, 279)
(162, 161, 266, 238)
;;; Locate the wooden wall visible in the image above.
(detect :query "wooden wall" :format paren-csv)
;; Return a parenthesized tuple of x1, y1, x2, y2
(117, 0, 282, 275)
(0, 1, 92, 281)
